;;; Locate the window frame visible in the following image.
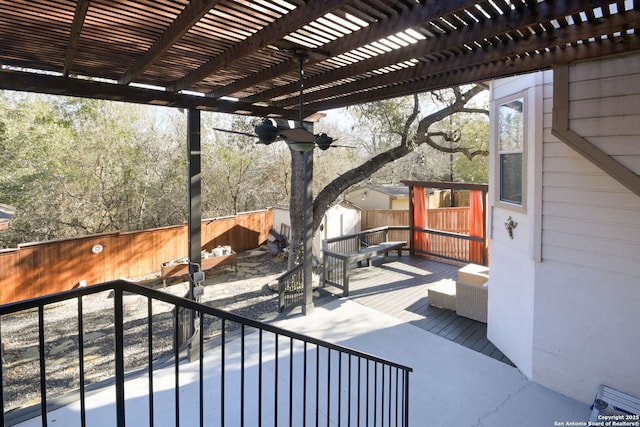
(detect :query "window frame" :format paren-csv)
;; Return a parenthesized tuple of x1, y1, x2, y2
(493, 92, 527, 213)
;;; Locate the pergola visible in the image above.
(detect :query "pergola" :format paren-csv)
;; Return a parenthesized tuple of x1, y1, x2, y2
(1, 0, 639, 313)
(1, 1, 638, 118)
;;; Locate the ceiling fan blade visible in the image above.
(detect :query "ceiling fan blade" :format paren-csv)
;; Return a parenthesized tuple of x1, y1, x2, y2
(211, 127, 256, 138)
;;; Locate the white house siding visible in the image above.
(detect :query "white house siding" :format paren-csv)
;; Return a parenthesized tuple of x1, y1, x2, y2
(567, 53, 640, 174)
(534, 54, 640, 403)
(489, 53, 640, 405)
(488, 72, 546, 378)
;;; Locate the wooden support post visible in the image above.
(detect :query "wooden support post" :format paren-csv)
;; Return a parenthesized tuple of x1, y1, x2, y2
(187, 108, 201, 360)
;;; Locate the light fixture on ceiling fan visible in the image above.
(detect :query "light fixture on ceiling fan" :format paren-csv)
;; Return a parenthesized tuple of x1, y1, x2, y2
(213, 48, 343, 151)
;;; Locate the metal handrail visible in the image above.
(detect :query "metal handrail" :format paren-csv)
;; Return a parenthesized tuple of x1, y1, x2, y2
(1, 279, 412, 426)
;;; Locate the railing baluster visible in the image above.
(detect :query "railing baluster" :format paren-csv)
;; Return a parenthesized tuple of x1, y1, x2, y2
(374, 361, 378, 427)
(289, 337, 294, 427)
(337, 352, 342, 427)
(381, 363, 385, 427)
(258, 329, 263, 427)
(347, 354, 352, 427)
(303, 341, 307, 427)
(387, 365, 392, 427)
(315, 344, 320, 427)
(173, 302, 180, 427)
(114, 288, 126, 427)
(241, 324, 245, 427)
(199, 313, 204, 427)
(78, 296, 87, 427)
(148, 297, 154, 427)
(38, 305, 47, 425)
(366, 359, 370, 427)
(357, 356, 361, 427)
(404, 369, 410, 427)
(274, 333, 278, 427)
(395, 369, 400, 426)
(221, 318, 226, 427)
(326, 348, 331, 427)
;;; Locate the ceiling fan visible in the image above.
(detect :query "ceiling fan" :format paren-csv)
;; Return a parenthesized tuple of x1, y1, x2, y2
(212, 48, 347, 151)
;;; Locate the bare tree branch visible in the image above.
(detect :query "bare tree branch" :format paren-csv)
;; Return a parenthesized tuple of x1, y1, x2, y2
(313, 84, 488, 231)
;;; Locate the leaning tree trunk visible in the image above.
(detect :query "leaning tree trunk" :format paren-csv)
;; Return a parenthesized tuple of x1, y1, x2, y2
(312, 144, 413, 232)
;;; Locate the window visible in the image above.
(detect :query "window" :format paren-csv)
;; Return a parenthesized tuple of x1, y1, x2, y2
(497, 97, 524, 206)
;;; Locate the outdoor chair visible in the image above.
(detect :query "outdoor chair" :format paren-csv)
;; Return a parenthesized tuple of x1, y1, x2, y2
(455, 281, 488, 323)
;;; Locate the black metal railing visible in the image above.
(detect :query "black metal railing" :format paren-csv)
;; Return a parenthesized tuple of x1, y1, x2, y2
(275, 263, 304, 312)
(1, 280, 412, 426)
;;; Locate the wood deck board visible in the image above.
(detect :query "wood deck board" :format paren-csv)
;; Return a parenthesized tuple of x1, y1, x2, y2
(439, 316, 473, 339)
(445, 317, 476, 340)
(452, 321, 484, 345)
(326, 255, 513, 366)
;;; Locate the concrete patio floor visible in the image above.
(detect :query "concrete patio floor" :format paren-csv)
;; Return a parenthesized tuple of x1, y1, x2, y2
(16, 296, 591, 427)
(276, 298, 591, 426)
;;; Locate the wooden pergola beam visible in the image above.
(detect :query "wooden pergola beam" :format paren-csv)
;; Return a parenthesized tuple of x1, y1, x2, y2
(63, 0, 90, 77)
(170, 0, 351, 93)
(118, 0, 222, 85)
(0, 69, 306, 121)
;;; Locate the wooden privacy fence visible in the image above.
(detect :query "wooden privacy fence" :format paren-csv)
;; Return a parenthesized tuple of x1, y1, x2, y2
(363, 208, 470, 237)
(362, 208, 487, 265)
(0, 209, 273, 304)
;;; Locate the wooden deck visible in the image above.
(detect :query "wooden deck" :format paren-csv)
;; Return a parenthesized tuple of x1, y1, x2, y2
(319, 254, 513, 366)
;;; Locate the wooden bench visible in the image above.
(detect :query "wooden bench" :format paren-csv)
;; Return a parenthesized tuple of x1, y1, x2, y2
(323, 229, 406, 296)
(345, 240, 406, 267)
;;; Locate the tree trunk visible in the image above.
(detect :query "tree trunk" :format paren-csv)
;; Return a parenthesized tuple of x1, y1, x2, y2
(287, 149, 305, 269)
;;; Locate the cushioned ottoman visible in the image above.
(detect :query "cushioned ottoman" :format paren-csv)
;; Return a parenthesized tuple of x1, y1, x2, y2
(428, 280, 457, 311)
